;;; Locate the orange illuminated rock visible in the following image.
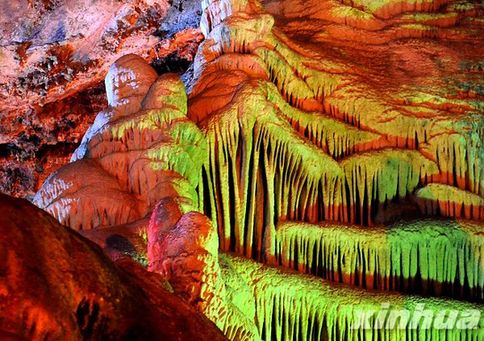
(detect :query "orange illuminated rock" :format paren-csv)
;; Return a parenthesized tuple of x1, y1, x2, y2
(35, 55, 206, 231)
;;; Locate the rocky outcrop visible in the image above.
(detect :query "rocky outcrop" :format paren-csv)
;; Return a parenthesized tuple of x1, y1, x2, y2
(34, 54, 206, 230)
(0, 193, 226, 340)
(0, 0, 203, 198)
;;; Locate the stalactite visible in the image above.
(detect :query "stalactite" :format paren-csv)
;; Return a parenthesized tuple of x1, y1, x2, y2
(224, 254, 483, 341)
(255, 48, 317, 105)
(342, 0, 455, 19)
(198, 0, 484, 202)
(201, 80, 344, 256)
(109, 108, 185, 142)
(416, 183, 484, 220)
(341, 149, 438, 224)
(275, 220, 483, 299)
(259, 28, 344, 102)
(198, 65, 461, 263)
(325, 92, 438, 147)
(264, 81, 387, 158)
(424, 132, 483, 195)
(236, 16, 482, 200)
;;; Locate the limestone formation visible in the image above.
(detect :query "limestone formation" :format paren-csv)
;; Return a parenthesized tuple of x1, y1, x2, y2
(224, 254, 483, 341)
(0, 0, 204, 197)
(22, 0, 484, 339)
(275, 220, 483, 299)
(34, 54, 206, 230)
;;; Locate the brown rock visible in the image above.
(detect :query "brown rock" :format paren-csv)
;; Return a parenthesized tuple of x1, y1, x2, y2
(0, 193, 226, 340)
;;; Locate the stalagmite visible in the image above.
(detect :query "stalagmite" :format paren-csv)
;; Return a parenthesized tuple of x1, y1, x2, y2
(35, 57, 207, 230)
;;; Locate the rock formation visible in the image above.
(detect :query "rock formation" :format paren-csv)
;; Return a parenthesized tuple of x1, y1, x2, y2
(0, 0, 203, 197)
(0, 193, 225, 340)
(4, 0, 484, 340)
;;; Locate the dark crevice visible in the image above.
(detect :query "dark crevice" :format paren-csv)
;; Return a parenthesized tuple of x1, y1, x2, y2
(76, 299, 101, 340)
(151, 52, 192, 74)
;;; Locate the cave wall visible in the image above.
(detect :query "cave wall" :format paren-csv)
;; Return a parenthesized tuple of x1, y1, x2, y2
(0, 0, 204, 198)
(2, 0, 483, 340)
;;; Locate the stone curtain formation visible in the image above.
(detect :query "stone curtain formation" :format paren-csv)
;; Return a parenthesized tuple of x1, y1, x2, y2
(31, 0, 483, 340)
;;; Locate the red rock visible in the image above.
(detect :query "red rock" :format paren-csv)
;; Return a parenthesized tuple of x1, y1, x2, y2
(0, 193, 226, 340)
(148, 202, 219, 308)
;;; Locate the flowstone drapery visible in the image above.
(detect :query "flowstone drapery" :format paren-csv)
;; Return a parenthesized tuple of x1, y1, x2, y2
(34, 0, 483, 339)
(275, 220, 483, 299)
